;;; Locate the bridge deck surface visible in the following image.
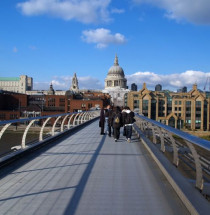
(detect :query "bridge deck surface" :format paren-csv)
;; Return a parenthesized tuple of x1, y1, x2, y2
(0, 121, 189, 215)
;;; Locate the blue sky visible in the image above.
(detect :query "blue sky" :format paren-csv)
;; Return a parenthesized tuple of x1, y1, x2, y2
(0, 0, 210, 91)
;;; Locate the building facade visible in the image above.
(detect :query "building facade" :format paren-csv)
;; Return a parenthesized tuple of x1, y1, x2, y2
(127, 83, 210, 131)
(0, 75, 33, 94)
(0, 90, 110, 120)
(131, 83, 137, 91)
(103, 54, 129, 106)
(155, 84, 162, 91)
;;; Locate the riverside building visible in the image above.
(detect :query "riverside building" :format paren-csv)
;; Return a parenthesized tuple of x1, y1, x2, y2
(127, 83, 210, 131)
(0, 75, 33, 94)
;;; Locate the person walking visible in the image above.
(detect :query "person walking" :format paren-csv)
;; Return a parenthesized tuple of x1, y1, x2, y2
(121, 107, 127, 137)
(104, 105, 110, 134)
(112, 106, 122, 142)
(105, 105, 113, 137)
(124, 107, 135, 142)
(99, 107, 105, 135)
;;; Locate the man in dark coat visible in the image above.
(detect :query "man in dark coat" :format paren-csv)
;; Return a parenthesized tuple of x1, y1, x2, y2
(124, 107, 135, 142)
(112, 106, 122, 142)
(99, 107, 105, 135)
(105, 105, 112, 136)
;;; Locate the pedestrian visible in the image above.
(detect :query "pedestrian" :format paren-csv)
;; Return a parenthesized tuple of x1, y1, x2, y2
(105, 105, 112, 136)
(124, 107, 135, 142)
(121, 107, 128, 136)
(99, 107, 105, 135)
(112, 106, 122, 142)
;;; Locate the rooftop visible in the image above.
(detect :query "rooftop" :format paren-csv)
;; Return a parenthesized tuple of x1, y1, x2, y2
(0, 77, 20, 81)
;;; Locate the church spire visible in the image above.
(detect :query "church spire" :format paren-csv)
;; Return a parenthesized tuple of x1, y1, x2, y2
(70, 73, 79, 91)
(114, 54, 119, 66)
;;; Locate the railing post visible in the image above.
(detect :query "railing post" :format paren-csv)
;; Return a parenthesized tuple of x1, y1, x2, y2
(67, 114, 75, 129)
(73, 113, 80, 126)
(166, 131, 179, 166)
(81, 112, 88, 123)
(78, 112, 85, 125)
(156, 126, 165, 152)
(22, 119, 36, 149)
(39, 117, 52, 141)
(184, 140, 204, 190)
(61, 114, 69, 132)
(149, 124, 157, 144)
(0, 123, 12, 141)
(52, 116, 61, 136)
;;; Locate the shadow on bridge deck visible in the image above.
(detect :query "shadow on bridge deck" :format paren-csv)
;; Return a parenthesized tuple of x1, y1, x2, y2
(0, 120, 189, 215)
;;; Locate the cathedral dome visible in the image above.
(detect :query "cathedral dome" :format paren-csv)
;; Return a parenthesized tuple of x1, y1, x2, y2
(105, 54, 127, 89)
(107, 55, 125, 77)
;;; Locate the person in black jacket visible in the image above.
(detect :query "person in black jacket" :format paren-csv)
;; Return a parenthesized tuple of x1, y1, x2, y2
(121, 107, 128, 136)
(105, 105, 112, 136)
(123, 107, 135, 142)
(112, 106, 122, 142)
(99, 107, 105, 135)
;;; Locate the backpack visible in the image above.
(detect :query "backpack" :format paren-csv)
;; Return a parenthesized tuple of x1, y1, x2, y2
(114, 115, 120, 124)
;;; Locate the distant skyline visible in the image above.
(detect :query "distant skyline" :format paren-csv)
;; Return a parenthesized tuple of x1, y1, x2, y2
(1, 0, 210, 91)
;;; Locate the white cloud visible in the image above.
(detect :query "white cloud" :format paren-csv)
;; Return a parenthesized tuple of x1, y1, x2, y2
(33, 75, 104, 90)
(111, 8, 125, 14)
(126, 70, 210, 91)
(17, 0, 111, 23)
(133, 0, 210, 24)
(33, 70, 210, 92)
(82, 28, 126, 48)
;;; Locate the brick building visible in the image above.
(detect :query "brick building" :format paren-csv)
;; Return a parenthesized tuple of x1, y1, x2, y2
(0, 90, 110, 121)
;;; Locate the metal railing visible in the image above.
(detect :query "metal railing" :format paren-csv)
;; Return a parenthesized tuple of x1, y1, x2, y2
(0, 110, 100, 157)
(134, 114, 210, 194)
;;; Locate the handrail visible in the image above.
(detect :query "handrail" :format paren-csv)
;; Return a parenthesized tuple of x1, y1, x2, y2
(135, 114, 210, 151)
(134, 113, 210, 192)
(0, 110, 99, 126)
(0, 110, 100, 155)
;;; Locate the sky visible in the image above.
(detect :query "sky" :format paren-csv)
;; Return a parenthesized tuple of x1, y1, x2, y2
(0, 0, 210, 92)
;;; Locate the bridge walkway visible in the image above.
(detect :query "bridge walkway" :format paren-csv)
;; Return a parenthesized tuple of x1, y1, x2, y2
(0, 120, 189, 215)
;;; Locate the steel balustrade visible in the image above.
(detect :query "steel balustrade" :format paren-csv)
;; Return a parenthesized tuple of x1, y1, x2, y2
(134, 113, 210, 191)
(67, 114, 75, 129)
(61, 114, 69, 132)
(73, 113, 80, 126)
(0, 110, 100, 154)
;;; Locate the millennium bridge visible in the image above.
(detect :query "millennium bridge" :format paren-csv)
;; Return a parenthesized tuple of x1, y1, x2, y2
(0, 111, 209, 215)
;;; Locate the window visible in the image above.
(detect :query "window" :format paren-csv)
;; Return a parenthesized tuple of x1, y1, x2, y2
(179, 101, 182, 105)
(133, 94, 138, 98)
(133, 100, 139, 108)
(196, 101, 201, 106)
(186, 101, 191, 105)
(179, 107, 181, 111)
(0, 114, 5, 120)
(59, 98, 65, 102)
(10, 114, 18, 119)
(175, 101, 178, 105)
